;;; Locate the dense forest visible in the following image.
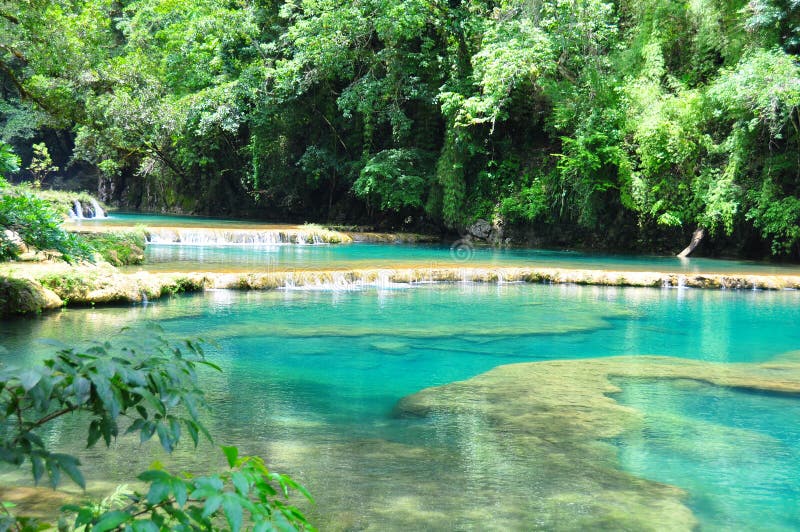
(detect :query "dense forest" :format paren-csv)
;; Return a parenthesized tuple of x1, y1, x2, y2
(1, 0, 799, 257)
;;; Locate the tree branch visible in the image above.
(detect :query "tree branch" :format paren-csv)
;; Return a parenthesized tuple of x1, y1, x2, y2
(29, 405, 79, 431)
(0, 11, 19, 25)
(0, 43, 26, 63)
(0, 58, 52, 111)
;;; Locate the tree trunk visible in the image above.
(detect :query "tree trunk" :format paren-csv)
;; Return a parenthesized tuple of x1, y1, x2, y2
(678, 227, 705, 258)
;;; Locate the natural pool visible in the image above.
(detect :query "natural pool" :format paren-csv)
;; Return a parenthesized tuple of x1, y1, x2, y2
(131, 241, 800, 275)
(67, 212, 800, 275)
(2, 283, 800, 530)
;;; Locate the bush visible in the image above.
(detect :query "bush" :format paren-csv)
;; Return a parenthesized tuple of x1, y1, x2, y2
(0, 142, 91, 263)
(82, 229, 147, 266)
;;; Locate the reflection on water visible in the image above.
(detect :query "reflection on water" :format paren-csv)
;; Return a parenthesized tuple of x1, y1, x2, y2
(2, 284, 800, 529)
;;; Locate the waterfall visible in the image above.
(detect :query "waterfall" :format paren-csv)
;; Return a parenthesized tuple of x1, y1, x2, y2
(70, 200, 85, 219)
(69, 199, 108, 219)
(89, 198, 107, 218)
(145, 228, 336, 246)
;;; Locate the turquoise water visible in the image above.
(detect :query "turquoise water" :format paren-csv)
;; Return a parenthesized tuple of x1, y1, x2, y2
(67, 212, 800, 274)
(2, 284, 800, 528)
(132, 242, 800, 275)
(613, 379, 800, 530)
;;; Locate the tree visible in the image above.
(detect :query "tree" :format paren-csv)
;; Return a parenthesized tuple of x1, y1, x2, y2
(0, 334, 313, 531)
(27, 142, 57, 187)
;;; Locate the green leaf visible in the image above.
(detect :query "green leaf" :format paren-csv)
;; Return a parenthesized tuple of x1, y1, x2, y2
(137, 469, 172, 483)
(185, 420, 199, 447)
(87, 420, 102, 448)
(222, 494, 244, 532)
(91, 510, 131, 532)
(156, 423, 174, 453)
(222, 446, 238, 468)
(54, 454, 85, 489)
(19, 370, 41, 391)
(201, 494, 223, 519)
(146, 479, 171, 505)
(172, 478, 188, 507)
(131, 521, 159, 532)
(31, 456, 44, 485)
(231, 471, 249, 496)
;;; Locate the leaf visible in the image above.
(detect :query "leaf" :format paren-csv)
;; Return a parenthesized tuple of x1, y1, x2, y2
(172, 478, 188, 507)
(87, 420, 102, 448)
(185, 419, 199, 447)
(201, 494, 223, 519)
(19, 370, 41, 391)
(156, 423, 174, 453)
(131, 521, 159, 532)
(146, 479, 171, 505)
(31, 456, 44, 485)
(53, 454, 85, 489)
(137, 469, 172, 483)
(91, 510, 131, 532)
(231, 471, 249, 496)
(198, 360, 222, 372)
(222, 494, 244, 532)
(222, 446, 238, 468)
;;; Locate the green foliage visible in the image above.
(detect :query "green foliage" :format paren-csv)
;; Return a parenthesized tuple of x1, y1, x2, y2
(0, 335, 216, 487)
(746, 179, 800, 254)
(0, 335, 313, 531)
(0, 142, 21, 180)
(57, 447, 314, 531)
(0, 190, 91, 262)
(82, 229, 147, 266)
(27, 143, 58, 187)
(354, 149, 433, 211)
(3, 0, 800, 254)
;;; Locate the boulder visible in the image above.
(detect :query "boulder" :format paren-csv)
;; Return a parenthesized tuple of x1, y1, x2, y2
(2, 229, 28, 255)
(467, 219, 492, 239)
(0, 277, 63, 317)
(466, 215, 506, 246)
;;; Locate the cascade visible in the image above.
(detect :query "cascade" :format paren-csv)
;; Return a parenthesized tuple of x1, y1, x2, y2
(145, 228, 333, 246)
(70, 200, 84, 219)
(69, 199, 108, 219)
(89, 198, 107, 218)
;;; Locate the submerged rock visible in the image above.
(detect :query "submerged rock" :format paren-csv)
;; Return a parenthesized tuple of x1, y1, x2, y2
(392, 356, 800, 530)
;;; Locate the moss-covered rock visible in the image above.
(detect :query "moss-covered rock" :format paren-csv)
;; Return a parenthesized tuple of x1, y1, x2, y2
(0, 276, 63, 317)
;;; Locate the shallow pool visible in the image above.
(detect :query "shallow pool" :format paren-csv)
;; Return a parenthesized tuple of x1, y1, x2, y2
(2, 284, 799, 529)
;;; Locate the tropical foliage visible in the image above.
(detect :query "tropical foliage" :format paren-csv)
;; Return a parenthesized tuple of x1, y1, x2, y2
(1, 0, 799, 256)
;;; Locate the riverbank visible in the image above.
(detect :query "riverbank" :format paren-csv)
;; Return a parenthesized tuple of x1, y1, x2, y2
(3, 262, 800, 317)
